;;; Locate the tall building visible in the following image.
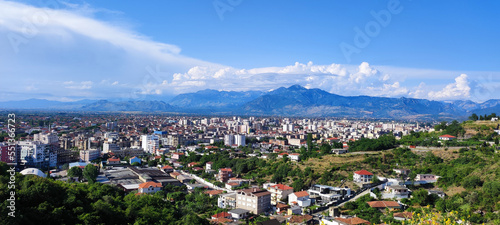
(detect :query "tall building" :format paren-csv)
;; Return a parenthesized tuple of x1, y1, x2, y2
(103, 142, 120, 153)
(0, 143, 15, 164)
(235, 134, 246, 147)
(80, 149, 100, 162)
(18, 141, 57, 168)
(224, 134, 234, 146)
(141, 135, 159, 154)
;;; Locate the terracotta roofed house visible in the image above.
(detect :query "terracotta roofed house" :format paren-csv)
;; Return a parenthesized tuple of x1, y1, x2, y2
(268, 184, 294, 205)
(332, 216, 371, 224)
(353, 170, 373, 183)
(367, 201, 401, 210)
(138, 181, 162, 194)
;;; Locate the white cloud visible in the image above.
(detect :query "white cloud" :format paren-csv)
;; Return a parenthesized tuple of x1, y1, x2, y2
(64, 81, 93, 90)
(428, 74, 471, 100)
(165, 61, 409, 97)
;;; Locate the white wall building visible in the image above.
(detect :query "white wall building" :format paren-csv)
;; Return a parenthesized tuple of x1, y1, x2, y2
(141, 135, 160, 154)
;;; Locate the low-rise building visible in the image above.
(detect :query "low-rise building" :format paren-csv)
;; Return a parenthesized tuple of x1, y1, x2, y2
(268, 184, 294, 205)
(288, 191, 311, 207)
(307, 184, 352, 203)
(218, 192, 237, 209)
(415, 174, 438, 183)
(218, 168, 233, 182)
(130, 156, 141, 165)
(236, 188, 271, 214)
(138, 181, 162, 194)
(353, 170, 373, 183)
(228, 208, 250, 220)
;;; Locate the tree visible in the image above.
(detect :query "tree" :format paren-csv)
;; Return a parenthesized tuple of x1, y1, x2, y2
(62, 163, 70, 170)
(307, 133, 313, 152)
(469, 113, 479, 121)
(68, 166, 83, 180)
(83, 164, 99, 184)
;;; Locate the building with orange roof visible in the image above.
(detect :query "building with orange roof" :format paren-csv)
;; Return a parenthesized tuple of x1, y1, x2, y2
(268, 184, 294, 205)
(353, 170, 373, 183)
(326, 216, 371, 225)
(138, 181, 162, 194)
(218, 168, 233, 182)
(366, 201, 401, 210)
(288, 191, 311, 207)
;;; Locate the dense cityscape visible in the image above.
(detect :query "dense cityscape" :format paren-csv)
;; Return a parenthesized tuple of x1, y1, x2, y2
(2, 0, 500, 224)
(1, 112, 500, 224)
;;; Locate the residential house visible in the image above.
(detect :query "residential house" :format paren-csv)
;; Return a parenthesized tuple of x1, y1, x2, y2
(289, 153, 300, 161)
(218, 192, 237, 209)
(415, 174, 438, 183)
(169, 171, 181, 179)
(206, 161, 213, 172)
(107, 156, 121, 165)
(236, 188, 271, 214)
(275, 203, 290, 214)
(161, 165, 174, 173)
(382, 185, 409, 199)
(218, 168, 233, 182)
(353, 170, 373, 183)
(393, 212, 413, 221)
(171, 152, 184, 160)
(322, 216, 371, 225)
(366, 201, 401, 211)
(439, 135, 456, 141)
(392, 168, 410, 176)
(332, 149, 348, 155)
(138, 181, 162, 194)
(205, 190, 224, 197)
(211, 212, 231, 220)
(307, 184, 352, 203)
(287, 205, 302, 215)
(288, 214, 313, 224)
(288, 191, 311, 207)
(228, 208, 250, 220)
(268, 184, 294, 205)
(129, 156, 141, 165)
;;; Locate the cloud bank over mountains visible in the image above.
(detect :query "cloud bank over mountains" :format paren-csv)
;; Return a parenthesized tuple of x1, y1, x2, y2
(0, 0, 498, 102)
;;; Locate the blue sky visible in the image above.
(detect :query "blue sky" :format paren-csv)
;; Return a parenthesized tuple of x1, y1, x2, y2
(1, 0, 499, 102)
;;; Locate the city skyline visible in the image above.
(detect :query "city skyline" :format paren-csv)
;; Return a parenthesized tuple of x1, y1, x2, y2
(1, 0, 499, 102)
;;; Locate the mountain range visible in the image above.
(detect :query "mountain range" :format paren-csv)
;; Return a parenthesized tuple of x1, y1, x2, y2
(1, 85, 499, 120)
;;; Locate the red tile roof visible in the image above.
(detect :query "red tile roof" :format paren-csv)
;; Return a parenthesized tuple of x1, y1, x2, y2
(334, 217, 371, 224)
(393, 212, 413, 219)
(439, 134, 456, 138)
(293, 191, 309, 198)
(354, 170, 373, 176)
(271, 184, 293, 191)
(204, 190, 223, 196)
(367, 201, 400, 208)
(138, 181, 162, 189)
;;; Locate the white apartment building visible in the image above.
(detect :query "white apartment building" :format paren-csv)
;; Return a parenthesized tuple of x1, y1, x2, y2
(141, 135, 159, 154)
